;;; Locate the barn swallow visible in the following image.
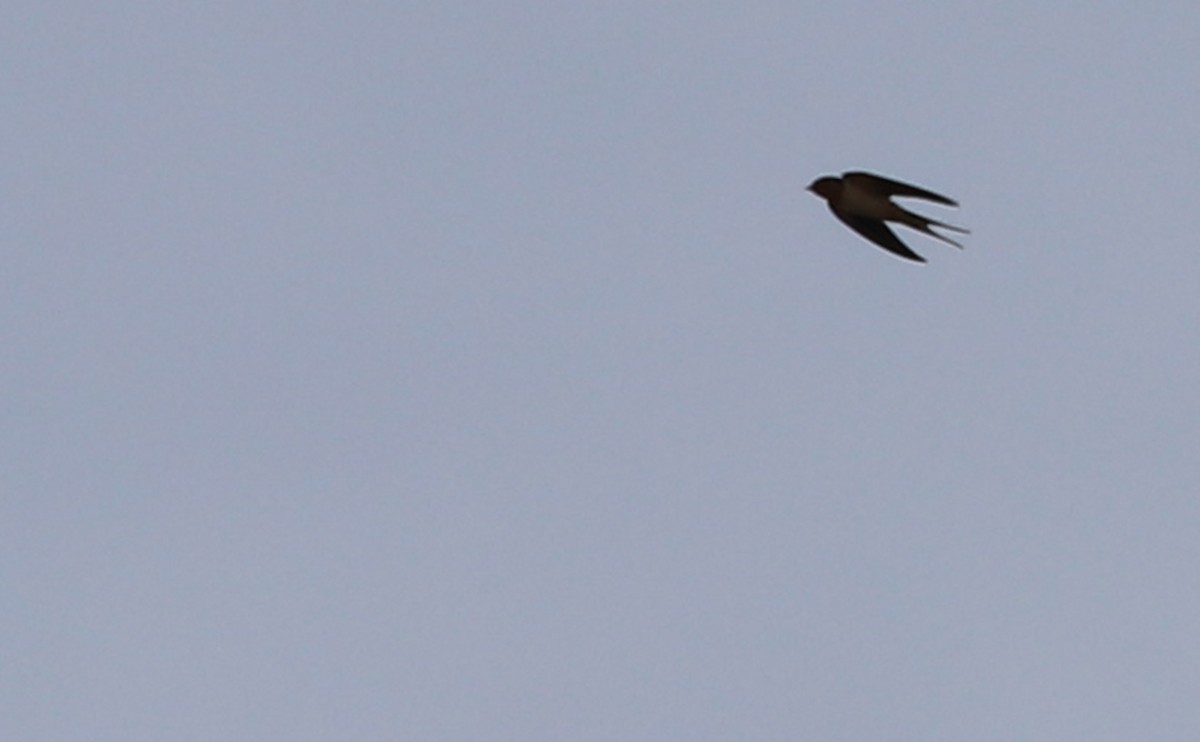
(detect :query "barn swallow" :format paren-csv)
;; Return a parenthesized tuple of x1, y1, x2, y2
(807, 171, 968, 263)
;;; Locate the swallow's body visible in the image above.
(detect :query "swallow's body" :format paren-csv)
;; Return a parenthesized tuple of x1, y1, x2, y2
(807, 171, 968, 263)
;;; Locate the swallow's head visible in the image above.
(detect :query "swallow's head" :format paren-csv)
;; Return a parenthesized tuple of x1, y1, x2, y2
(806, 176, 842, 202)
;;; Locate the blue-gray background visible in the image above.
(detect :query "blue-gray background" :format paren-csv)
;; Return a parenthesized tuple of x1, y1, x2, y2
(6, 4, 1200, 740)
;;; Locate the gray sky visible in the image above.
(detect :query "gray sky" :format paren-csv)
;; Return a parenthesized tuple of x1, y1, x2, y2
(6, 3, 1200, 740)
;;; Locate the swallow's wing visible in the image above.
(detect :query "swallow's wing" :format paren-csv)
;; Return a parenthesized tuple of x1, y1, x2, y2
(842, 171, 957, 207)
(833, 210, 926, 263)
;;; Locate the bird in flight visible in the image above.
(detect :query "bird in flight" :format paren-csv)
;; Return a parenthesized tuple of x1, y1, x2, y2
(807, 171, 968, 263)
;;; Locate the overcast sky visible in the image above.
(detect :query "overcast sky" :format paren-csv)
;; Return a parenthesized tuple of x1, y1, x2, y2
(6, 3, 1200, 740)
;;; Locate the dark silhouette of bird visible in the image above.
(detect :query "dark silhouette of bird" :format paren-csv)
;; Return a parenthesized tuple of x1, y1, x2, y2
(807, 171, 968, 263)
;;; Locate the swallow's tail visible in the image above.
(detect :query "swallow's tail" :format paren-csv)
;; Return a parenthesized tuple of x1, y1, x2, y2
(929, 218, 969, 234)
(898, 208, 969, 249)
